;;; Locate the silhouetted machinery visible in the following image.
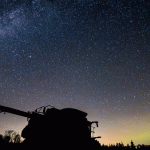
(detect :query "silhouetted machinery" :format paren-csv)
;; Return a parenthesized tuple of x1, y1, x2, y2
(0, 105, 101, 149)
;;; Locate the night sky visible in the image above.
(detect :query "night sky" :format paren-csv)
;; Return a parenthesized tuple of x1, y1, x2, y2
(0, 0, 150, 145)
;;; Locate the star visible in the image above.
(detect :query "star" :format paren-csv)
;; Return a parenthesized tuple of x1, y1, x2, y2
(0, 0, 150, 146)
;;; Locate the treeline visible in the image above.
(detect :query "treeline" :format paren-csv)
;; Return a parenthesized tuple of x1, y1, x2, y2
(98, 141, 150, 150)
(0, 131, 149, 150)
(0, 130, 22, 144)
(0, 131, 22, 150)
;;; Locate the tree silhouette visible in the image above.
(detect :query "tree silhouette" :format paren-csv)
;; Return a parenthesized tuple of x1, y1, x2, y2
(2, 130, 21, 144)
(0, 134, 4, 144)
(4, 130, 15, 143)
(4, 136, 10, 143)
(14, 134, 21, 143)
(131, 140, 135, 149)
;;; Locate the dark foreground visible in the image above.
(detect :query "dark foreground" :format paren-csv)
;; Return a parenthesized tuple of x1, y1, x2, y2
(1, 142, 150, 150)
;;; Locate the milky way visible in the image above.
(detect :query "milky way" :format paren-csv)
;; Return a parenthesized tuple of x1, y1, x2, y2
(0, 0, 150, 145)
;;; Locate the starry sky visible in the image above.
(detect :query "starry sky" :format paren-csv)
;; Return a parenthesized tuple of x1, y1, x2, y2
(0, 0, 150, 145)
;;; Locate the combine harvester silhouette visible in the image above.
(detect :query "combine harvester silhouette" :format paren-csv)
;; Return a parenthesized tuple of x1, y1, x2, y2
(0, 105, 101, 149)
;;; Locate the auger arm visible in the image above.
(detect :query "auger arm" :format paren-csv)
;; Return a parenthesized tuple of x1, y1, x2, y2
(0, 105, 32, 118)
